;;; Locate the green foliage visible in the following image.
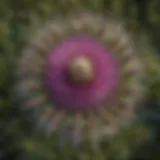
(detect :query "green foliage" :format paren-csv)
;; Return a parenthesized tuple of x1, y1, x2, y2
(0, 0, 160, 160)
(15, 123, 151, 160)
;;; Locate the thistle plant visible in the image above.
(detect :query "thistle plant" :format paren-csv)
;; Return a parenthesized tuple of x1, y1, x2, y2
(14, 12, 146, 150)
(0, 0, 160, 160)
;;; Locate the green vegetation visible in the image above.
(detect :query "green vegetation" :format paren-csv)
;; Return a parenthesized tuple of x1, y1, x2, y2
(0, 1, 160, 159)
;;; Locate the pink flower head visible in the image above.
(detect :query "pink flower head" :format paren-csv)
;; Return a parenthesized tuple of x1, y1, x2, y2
(45, 36, 119, 112)
(15, 12, 145, 146)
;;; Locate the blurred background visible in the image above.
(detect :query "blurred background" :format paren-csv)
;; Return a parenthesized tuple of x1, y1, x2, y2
(0, 0, 160, 159)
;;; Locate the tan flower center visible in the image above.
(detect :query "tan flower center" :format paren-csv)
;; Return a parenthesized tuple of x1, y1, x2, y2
(68, 56, 95, 84)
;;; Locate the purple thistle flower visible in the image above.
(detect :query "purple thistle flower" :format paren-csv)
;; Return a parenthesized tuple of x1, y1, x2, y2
(45, 36, 119, 112)
(15, 12, 145, 146)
